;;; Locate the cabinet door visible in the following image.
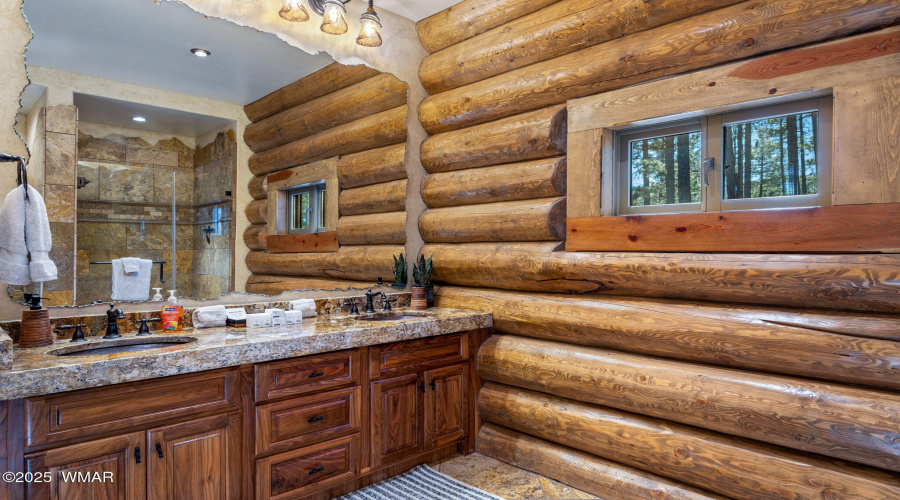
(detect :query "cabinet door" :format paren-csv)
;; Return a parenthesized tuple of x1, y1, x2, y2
(424, 364, 468, 450)
(25, 432, 145, 500)
(147, 413, 240, 500)
(370, 373, 421, 466)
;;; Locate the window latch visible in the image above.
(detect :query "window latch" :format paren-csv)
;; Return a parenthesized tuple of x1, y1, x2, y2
(702, 157, 715, 187)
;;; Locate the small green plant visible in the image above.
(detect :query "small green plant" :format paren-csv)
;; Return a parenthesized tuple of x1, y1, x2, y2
(412, 254, 433, 286)
(392, 253, 408, 286)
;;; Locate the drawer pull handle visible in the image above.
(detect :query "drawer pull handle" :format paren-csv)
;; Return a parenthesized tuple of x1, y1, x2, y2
(134, 447, 141, 464)
(430, 381, 436, 391)
(309, 467, 325, 475)
(156, 443, 164, 459)
(308, 416, 324, 423)
(308, 372, 325, 378)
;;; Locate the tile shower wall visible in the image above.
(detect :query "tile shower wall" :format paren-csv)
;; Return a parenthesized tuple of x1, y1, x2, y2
(42, 106, 78, 307)
(75, 129, 234, 304)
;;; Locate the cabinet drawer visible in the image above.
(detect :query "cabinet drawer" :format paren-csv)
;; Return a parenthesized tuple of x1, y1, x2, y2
(256, 434, 359, 500)
(255, 350, 360, 403)
(256, 387, 360, 456)
(26, 368, 239, 448)
(369, 333, 468, 380)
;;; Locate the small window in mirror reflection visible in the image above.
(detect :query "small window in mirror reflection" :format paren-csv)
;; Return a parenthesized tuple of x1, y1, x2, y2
(212, 207, 224, 236)
(286, 180, 327, 234)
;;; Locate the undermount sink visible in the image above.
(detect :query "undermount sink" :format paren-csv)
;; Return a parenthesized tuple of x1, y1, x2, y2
(49, 336, 197, 357)
(355, 314, 425, 322)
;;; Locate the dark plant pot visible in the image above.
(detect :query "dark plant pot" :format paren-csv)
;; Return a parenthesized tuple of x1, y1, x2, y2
(390, 282, 406, 289)
(423, 284, 435, 307)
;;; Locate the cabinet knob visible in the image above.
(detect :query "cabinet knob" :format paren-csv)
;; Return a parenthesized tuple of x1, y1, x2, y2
(156, 442, 164, 459)
(308, 416, 324, 423)
(309, 467, 325, 475)
(308, 372, 325, 378)
(134, 447, 141, 464)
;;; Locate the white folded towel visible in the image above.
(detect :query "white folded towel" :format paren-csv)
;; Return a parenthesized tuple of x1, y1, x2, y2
(289, 299, 317, 318)
(110, 258, 152, 301)
(0, 184, 58, 285)
(121, 257, 141, 275)
(192, 305, 228, 328)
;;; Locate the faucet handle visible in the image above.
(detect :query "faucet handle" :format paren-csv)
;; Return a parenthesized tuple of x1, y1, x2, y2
(343, 299, 360, 315)
(57, 323, 88, 343)
(382, 297, 396, 312)
(136, 318, 162, 336)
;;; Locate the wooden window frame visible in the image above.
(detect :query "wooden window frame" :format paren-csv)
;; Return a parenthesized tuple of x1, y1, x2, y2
(285, 180, 327, 235)
(265, 158, 340, 253)
(565, 30, 900, 253)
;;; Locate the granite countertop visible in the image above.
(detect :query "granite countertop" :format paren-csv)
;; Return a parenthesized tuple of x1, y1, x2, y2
(0, 308, 491, 400)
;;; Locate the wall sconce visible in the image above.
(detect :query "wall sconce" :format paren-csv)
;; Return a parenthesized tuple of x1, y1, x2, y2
(356, 0, 382, 47)
(279, 0, 309, 22)
(319, 0, 349, 35)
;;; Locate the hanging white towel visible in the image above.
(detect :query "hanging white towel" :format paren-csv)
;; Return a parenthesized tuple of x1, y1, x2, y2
(121, 257, 142, 275)
(0, 184, 57, 285)
(111, 258, 152, 301)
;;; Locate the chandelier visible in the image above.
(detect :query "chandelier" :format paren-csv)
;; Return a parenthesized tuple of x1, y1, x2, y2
(275, 0, 382, 47)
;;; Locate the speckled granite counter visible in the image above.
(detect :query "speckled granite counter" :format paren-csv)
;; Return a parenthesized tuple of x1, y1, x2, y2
(0, 308, 491, 400)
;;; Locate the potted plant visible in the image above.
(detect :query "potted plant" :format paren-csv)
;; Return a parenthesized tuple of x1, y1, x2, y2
(391, 253, 408, 289)
(412, 254, 434, 307)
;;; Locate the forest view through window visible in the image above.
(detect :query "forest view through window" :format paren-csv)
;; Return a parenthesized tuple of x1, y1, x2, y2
(616, 97, 831, 215)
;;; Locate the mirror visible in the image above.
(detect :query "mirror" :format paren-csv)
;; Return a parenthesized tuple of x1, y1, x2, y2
(11, 0, 340, 306)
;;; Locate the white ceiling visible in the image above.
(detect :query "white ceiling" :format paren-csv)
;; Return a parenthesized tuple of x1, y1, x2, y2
(74, 94, 236, 138)
(22, 0, 335, 107)
(373, 0, 461, 22)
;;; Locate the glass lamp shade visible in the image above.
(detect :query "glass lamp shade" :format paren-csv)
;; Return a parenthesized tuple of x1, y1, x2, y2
(279, 0, 309, 22)
(320, 0, 348, 35)
(356, 12, 382, 47)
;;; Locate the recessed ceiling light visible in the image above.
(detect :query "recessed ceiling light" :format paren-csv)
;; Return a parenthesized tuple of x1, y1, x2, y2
(132, 116, 147, 122)
(191, 48, 211, 57)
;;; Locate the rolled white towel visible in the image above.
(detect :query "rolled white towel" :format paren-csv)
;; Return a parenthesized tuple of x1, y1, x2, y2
(192, 305, 228, 328)
(289, 299, 317, 318)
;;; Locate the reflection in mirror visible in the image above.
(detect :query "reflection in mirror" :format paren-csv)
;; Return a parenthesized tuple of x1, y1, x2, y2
(11, 0, 336, 306)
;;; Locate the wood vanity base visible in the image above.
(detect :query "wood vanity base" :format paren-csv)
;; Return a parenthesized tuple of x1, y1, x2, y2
(0, 329, 487, 500)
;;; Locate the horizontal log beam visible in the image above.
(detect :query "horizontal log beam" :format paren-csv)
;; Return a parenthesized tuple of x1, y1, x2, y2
(244, 74, 407, 153)
(422, 157, 566, 208)
(435, 286, 900, 390)
(246, 245, 401, 281)
(416, 0, 563, 53)
(336, 143, 407, 189)
(566, 204, 900, 253)
(477, 424, 726, 500)
(245, 199, 267, 225)
(243, 224, 267, 251)
(479, 383, 900, 499)
(267, 232, 339, 253)
(420, 0, 742, 94)
(244, 63, 381, 122)
(246, 274, 372, 295)
(249, 106, 407, 176)
(337, 212, 407, 245)
(339, 179, 407, 216)
(248, 175, 268, 200)
(420, 198, 566, 243)
(479, 335, 900, 472)
(418, 0, 900, 134)
(424, 242, 900, 313)
(421, 106, 566, 173)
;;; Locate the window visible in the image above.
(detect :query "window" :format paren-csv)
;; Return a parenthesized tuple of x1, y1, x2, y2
(285, 180, 327, 234)
(616, 98, 831, 215)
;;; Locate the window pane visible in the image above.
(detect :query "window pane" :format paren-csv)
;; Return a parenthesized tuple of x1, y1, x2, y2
(629, 132, 701, 207)
(318, 188, 326, 230)
(723, 111, 818, 200)
(291, 191, 310, 230)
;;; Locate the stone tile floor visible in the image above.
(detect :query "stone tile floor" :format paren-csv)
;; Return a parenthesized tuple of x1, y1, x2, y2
(430, 453, 599, 500)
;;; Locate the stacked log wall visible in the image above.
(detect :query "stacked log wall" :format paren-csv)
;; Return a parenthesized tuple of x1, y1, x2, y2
(417, 1, 900, 498)
(243, 63, 409, 294)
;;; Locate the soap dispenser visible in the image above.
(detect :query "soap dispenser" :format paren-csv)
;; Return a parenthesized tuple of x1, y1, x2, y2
(160, 290, 184, 332)
(152, 288, 164, 301)
(19, 295, 52, 348)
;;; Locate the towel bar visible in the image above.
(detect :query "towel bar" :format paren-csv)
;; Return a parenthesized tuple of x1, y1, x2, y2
(89, 261, 166, 283)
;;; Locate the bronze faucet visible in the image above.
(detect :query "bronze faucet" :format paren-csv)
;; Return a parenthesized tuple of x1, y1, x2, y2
(104, 303, 125, 339)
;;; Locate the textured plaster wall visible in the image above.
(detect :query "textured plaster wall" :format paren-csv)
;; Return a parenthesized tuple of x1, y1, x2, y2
(0, 0, 428, 320)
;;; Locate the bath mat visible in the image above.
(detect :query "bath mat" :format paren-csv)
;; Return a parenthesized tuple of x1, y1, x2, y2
(338, 464, 506, 500)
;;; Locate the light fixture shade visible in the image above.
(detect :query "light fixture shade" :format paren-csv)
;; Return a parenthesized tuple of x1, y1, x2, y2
(279, 0, 309, 22)
(320, 0, 348, 35)
(356, 11, 382, 47)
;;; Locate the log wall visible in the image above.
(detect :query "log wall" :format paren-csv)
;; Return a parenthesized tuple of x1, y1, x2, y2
(417, 1, 900, 498)
(242, 63, 410, 290)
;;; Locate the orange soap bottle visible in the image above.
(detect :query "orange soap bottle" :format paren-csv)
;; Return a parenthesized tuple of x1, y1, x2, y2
(161, 290, 184, 332)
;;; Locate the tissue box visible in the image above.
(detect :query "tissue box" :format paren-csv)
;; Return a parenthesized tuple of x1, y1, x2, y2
(247, 313, 272, 328)
(266, 308, 287, 327)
